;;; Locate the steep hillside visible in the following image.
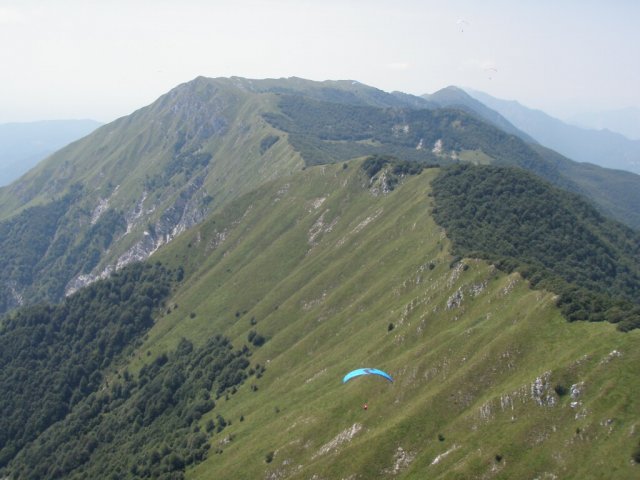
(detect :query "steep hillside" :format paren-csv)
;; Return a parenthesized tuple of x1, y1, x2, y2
(0, 76, 638, 319)
(0, 77, 303, 313)
(424, 86, 534, 142)
(263, 93, 567, 184)
(0, 76, 435, 315)
(3, 160, 639, 479)
(538, 144, 640, 230)
(432, 164, 640, 330)
(429, 88, 640, 229)
(263, 89, 640, 231)
(0, 262, 177, 470)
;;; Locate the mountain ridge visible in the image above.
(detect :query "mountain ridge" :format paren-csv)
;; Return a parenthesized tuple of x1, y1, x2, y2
(0, 76, 636, 479)
(2, 159, 639, 478)
(568, 106, 640, 141)
(0, 75, 638, 320)
(423, 86, 535, 143)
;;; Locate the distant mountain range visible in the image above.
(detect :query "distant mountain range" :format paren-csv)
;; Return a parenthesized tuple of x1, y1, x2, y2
(466, 89, 640, 175)
(0, 119, 102, 186)
(568, 106, 640, 141)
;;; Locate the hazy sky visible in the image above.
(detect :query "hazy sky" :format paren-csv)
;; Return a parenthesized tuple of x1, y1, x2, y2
(1, 0, 638, 123)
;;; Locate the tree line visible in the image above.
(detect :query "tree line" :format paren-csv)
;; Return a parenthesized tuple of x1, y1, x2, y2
(432, 164, 640, 331)
(0, 261, 177, 470)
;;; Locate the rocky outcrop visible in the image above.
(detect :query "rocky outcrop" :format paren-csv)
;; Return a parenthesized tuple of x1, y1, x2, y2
(65, 173, 211, 295)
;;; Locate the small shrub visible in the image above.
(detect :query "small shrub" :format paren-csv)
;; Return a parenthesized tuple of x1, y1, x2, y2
(265, 451, 274, 463)
(387, 323, 395, 332)
(205, 419, 215, 433)
(438, 433, 445, 442)
(252, 333, 266, 347)
(260, 135, 279, 154)
(633, 441, 640, 464)
(554, 384, 568, 396)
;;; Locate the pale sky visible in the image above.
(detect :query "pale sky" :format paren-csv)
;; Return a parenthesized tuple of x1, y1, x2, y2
(1, 0, 638, 123)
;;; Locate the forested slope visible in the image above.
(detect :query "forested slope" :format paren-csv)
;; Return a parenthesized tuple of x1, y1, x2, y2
(432, 165, 640, 331)
(1, 160, 639, 479)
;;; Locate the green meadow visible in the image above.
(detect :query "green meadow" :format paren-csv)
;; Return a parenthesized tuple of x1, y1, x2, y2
(140, 160, 640, 479)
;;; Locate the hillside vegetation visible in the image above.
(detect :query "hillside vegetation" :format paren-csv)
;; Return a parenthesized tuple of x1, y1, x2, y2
(263, 94, 564, 183)
(3, 160, 638, 479)
(263, 92, 640, 231)
(0, 77, 302, 315)
(432, 164, 640, 331)
(0, 76, 639, 321)
(0, 262, 177, 470)
(0, 186, 127, 311)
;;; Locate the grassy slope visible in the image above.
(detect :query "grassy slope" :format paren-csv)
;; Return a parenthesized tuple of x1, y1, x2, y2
(0, 79, 303, 311)
(0, 79, 301, 220)
(137, 160, 640, 479)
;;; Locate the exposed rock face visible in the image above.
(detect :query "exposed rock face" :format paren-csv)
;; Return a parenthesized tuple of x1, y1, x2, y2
(531, 371, 556, 407)
(384, 446, 416, 475)
(65, 174, 211, 295)
(570, 382, 584, 410)
(163, 78, 230, 143)
(312, 423, 363, 459)
(6, 281, 24, 308)
(446, 288, 464, 309)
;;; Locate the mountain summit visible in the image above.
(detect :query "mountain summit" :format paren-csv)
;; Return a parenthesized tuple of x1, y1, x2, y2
(0, 76, 638, 317)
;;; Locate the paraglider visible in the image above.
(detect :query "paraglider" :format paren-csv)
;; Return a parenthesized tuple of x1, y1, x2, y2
(342, 368, 393, 383)
(457, 19, 469, 32)
(485, 66, 498, 80)
(343, 368, 392, 411)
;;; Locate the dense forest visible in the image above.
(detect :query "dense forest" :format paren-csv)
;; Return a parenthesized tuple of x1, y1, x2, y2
(431, 164, 640, 331)
(6, 335, 256, 480)
(264, 95, 565, 188)
(0, 185, 127, 314)
(0, 262, 177, 471)
(0, 256, 265, 479)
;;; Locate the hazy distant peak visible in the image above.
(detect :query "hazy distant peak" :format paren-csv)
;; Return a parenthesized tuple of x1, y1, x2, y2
(466, 88, 640, 175)
(567, 106, 640, 140)
(0, 119, 103, 186)
(423, 85, 534, 142)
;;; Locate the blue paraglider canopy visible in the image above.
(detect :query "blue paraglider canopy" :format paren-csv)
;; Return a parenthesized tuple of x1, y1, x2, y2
(342, 368, 393, 383)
